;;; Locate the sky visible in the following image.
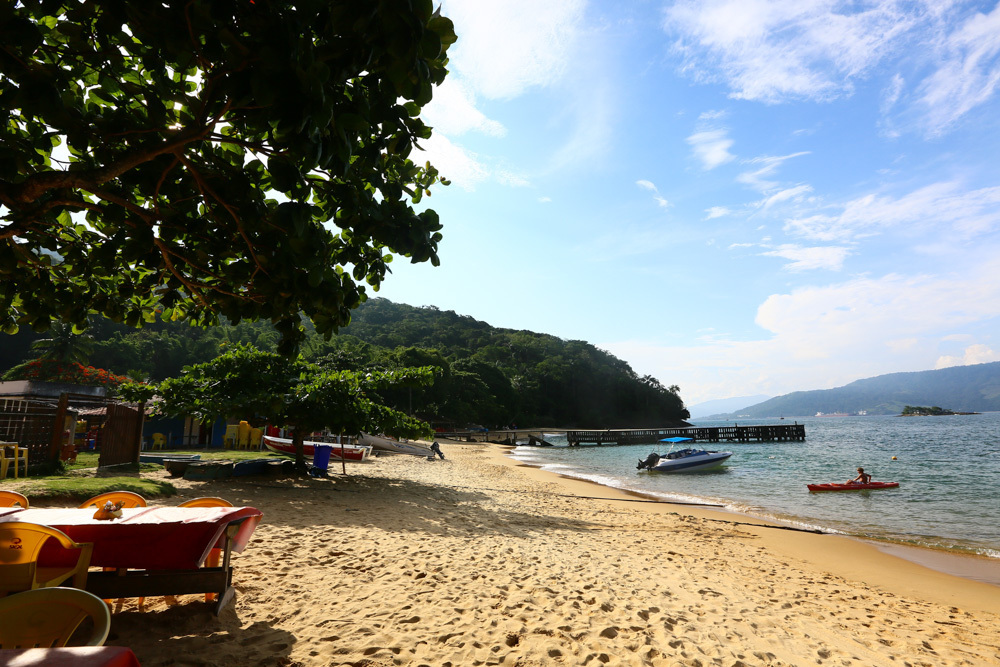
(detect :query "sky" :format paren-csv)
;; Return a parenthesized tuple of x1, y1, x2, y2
(374, 0, 1000, 407)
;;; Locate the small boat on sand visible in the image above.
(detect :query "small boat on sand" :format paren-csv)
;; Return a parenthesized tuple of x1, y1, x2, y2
(807, 481, 899, 492)
(262, 435, 372, 462)
(637, 437, 732, 473)
(357, 432, 434, 457)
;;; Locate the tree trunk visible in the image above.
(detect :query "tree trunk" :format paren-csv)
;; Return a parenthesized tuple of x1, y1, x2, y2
(292, 430, 307, 471)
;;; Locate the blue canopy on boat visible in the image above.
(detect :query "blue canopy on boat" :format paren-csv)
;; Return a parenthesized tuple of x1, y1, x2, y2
(659, 436, 694, 443)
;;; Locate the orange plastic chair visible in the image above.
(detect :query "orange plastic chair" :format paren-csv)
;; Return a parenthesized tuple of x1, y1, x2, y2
(0, 491, 29, 508)
(77, 492, 146, 608)
(0, 523, 94, 596)
(0, 587, 110, 647)
(178, 497, 234, 509)
(77, 491, 147, 509)
(178, 497, 234, 600)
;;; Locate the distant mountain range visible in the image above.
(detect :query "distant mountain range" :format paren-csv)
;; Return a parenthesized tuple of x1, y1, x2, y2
(687, 395, 771, 419)
(703, 361, 1000, 418)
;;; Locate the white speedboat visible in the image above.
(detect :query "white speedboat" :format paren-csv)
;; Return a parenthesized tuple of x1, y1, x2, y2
(637, 437, 732, 473)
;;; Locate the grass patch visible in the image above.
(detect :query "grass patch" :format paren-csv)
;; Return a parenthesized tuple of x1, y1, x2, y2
(2, 448, 284, 504)
(11, 476, 176, 504)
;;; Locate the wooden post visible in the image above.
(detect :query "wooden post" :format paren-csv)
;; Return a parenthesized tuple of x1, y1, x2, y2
(49, 392, 69, 464)
(132, 402, 146, 464)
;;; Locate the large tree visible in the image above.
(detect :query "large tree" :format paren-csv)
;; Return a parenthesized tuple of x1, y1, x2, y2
(0, 0, 455, 353)
(121, 344, 435, 469)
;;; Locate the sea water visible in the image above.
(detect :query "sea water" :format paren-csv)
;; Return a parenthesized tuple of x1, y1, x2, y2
(509, 413, 1000, 568)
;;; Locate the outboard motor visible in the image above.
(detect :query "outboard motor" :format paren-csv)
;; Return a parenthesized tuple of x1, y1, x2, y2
(637, 452, 660, 470)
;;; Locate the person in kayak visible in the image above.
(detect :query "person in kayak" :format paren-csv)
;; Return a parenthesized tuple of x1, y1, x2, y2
(848, 467, 872, 484)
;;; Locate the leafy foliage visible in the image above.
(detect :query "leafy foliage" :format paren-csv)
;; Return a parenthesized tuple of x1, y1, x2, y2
(5, 299, 692, 428)
(0, 0, 456, 353)
(28, 321, 93, 363)
(120, 344, 435, 467)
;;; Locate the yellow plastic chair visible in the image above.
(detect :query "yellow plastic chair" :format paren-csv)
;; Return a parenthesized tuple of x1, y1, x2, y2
(0, 523, 94, 596)
(77, 491, 147, 509)
(0, 490, 29, 508)
(236, 421, 251, 450)
(151, 432, 166, 450)
(178, 497, 234, 600)
(0, 587, 110, 648)
(223, 424, 239, 449)
(249, 427, 263, 450)
(1, 444, 28, 479)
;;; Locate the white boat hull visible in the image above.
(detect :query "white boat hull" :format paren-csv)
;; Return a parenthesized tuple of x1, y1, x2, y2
(357, 432, 434, 457)
(644, 450, 732, 473)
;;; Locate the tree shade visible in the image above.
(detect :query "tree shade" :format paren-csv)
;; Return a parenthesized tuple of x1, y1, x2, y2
(0, 1, 456, 353)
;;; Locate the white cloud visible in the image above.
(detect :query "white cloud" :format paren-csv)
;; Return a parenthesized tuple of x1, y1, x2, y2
(705, 206, 732, 219)
(423, 79, 506, 137)
(759, 243, 850, 271)
(916, 3, 1000, 135)
(759, 184, 813, 210)
(636, 180, 671, 208)
(687, 128, 735, 169)
(737, 152, 810, 191)
(784, 181, 1000, 242)
(663, 0, 915, 103)
(443, 0, 586, 99)
(419, 134, 490, 190)
(601, 258, 1000, 404)
(935, 344, 1000, 368)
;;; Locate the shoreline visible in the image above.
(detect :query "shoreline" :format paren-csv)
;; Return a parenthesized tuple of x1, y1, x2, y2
(479, 441, 1000, 611)
(108, 439, 1000, 666)
(500, 442, 1000, 588)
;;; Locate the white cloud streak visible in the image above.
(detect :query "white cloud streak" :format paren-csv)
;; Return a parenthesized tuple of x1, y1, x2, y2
(784, 181, 1000, 242)
(687, 128, 735, 169)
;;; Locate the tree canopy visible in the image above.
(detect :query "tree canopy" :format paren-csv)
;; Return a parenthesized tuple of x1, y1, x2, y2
(0, 0, 456, 353)
(121, 344, 435, 468)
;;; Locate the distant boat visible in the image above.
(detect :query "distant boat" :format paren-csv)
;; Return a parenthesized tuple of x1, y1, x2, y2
(262, 435, 371, 462)
(815, 412, 850, 417)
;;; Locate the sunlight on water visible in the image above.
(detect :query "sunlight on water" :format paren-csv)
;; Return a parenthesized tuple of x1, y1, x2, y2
(510, 414, 1000, 559)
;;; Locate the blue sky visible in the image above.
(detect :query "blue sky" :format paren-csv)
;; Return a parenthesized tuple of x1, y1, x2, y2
(375, 0, 1000, 406)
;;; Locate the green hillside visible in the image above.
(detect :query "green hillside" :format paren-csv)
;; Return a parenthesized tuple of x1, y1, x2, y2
(712, 362, 1000, 418)
(1, 299, 690, 429)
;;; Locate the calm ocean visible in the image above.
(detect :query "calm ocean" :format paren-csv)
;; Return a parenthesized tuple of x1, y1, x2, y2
(509, 413, 1000, 576)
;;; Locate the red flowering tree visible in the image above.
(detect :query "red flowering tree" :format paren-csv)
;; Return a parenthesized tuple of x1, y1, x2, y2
(2, 359, 131, 393)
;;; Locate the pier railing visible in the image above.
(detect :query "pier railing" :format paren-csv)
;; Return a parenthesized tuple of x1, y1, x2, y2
(436, 423, 805, 446)
(565, 423, 804, 446)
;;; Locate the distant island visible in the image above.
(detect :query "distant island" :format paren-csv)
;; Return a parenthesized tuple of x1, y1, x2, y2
(900, 405, 979, 416)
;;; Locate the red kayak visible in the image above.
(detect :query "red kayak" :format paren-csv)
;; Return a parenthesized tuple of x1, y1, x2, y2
(807, 481, 899, 492)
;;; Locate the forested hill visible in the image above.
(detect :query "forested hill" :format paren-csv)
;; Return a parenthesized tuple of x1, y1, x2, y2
(711, 361, 1000, 418)
(0, 299, 690, 429)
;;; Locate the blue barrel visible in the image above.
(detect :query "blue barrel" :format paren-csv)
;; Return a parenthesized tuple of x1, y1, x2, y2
(313, 444, 333, 470)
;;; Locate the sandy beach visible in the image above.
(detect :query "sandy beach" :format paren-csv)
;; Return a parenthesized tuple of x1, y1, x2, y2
(105, 440, 1000, 666)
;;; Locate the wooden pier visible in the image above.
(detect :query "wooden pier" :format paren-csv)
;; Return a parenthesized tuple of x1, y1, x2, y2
(565, 423, 805, 446)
